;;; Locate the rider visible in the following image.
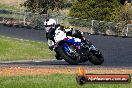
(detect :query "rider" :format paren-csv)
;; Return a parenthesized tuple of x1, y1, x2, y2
(44, 18, 84, 50)
(44, 18, 66, 49)
(44, 18, 57, 50)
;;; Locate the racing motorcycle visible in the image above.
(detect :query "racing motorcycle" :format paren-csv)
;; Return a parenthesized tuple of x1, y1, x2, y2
(53, 27, 104, 65)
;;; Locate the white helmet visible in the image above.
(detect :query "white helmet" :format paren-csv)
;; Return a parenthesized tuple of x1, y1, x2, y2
(44, 18, 57, 32)
(44, 18, 56, 26)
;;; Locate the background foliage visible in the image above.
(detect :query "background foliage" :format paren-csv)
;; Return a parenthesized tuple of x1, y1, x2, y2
(69, 0, 121, 21)
(114, 3, 132, 23)
(23, 0, 72, 14)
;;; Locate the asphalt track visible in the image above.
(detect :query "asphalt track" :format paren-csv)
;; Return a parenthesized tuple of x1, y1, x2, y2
(0, 24, 132, 68)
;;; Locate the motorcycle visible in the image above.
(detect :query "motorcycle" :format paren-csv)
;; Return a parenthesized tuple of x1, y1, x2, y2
(53, 29, 104, 65)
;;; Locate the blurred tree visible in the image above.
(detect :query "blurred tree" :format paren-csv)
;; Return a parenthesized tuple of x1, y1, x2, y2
(23, 0, 65, 14)
(114, 2, 132, 23)
(119, 0, 126, 4)
(69, 0, 121, 21)
(119, 0, 132, 5)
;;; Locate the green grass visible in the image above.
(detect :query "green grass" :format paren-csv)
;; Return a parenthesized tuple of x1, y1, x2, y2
(0, 74, 131, 88)
(0, 36, 55, 61)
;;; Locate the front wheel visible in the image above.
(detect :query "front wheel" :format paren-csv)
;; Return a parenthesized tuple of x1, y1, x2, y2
(88, 51, 104, 65)
(55, 45, 79, 65)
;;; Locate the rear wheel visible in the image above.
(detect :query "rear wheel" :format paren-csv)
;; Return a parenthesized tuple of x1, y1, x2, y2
(88, 51, 104, 65)
(56, 45, 79, 65)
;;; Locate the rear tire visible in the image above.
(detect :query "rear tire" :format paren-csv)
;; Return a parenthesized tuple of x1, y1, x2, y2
(55, 46, 79, 65)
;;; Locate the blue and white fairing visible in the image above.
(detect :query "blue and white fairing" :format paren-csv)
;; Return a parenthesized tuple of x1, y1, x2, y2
(63, 37, 81, 53)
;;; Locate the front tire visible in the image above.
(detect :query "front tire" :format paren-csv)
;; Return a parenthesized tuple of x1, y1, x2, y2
(55, 46, 79, 65)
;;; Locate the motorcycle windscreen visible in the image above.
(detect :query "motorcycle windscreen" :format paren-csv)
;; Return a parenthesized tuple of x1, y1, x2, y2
(74, 38, 81, 46)
(64, 38, 81, 46)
